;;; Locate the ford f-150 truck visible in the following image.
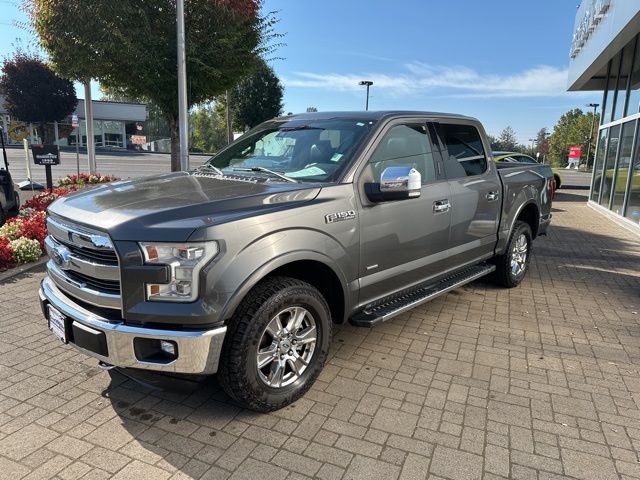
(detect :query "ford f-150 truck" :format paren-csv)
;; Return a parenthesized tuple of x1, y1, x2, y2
(39, 111, 553, 411)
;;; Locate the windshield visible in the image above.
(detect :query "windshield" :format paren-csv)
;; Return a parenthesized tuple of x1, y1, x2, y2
(205, 118, 375, 183)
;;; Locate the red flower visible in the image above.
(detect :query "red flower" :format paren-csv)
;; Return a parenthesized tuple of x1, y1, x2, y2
(0, 237, 15, 269)
(17, 211, 48, 247)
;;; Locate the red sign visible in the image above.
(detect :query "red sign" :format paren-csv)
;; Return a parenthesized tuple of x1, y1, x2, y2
(568, 146, 582, 159)
(131, 135, 147, 145)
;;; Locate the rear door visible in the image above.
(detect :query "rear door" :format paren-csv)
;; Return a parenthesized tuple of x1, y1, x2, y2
(436, 121, 501, 267)
(357, 119, 451, 305)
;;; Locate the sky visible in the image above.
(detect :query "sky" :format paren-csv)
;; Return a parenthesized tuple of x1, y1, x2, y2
(0, 0, 600, 143)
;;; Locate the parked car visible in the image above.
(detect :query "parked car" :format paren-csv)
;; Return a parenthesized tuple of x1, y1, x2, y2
(493, 151, 562, 189)
(0, 127, 20, 226)
(40, 111, 553, 411)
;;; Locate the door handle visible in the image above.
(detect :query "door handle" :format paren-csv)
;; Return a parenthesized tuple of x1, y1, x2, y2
(433, 199, 451, 213)
(486, 191, 499, 201)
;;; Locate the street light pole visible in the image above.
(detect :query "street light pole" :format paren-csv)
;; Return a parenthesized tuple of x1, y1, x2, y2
(585, 103, 599, 170)
(359, 81, 373, 111)
(176, 0, 189, 171)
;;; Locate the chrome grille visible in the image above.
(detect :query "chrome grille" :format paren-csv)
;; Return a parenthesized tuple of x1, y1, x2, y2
(45, 216, 121, 310)
(58, 239, 118, 265)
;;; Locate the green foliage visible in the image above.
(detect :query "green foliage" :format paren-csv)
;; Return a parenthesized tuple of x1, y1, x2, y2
(306, 106, 318, 112)
(189, 105, 226, 153)
(0, 51, 77, 143)
(547, 109, 599, 167)
(534, 127, 550, 157)
(27, 0, 279, 170)
(491, 126, 525, 152)
(230, 59, 284, 130)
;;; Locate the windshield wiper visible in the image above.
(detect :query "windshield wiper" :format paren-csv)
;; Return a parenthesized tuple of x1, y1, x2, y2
(232, 167, 299, 183)
(197, 163, 224, 175)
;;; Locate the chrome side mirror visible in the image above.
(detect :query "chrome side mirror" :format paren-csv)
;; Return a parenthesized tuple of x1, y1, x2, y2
(364, 165, 421, 202)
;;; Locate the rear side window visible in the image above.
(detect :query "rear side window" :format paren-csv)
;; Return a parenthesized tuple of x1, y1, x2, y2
(440, 124, 487, 178)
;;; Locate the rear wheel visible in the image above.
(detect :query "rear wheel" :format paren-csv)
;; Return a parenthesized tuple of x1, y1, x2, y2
(493, 220, 532, 288)
(554, 173, 562, 190)
(218, 276, 331, 412)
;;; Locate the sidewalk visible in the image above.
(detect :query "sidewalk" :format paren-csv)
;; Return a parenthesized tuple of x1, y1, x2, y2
(0, 188, 638, 480)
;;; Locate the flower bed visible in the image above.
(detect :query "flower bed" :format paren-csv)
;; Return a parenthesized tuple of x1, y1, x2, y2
(0, 174, 120, 271)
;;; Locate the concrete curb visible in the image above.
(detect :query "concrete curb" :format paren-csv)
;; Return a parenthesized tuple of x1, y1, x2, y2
(0, 256, 48, 283)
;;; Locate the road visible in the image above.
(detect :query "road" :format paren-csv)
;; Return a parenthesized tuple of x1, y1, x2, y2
(4, 148, 211, 186)
(4, 147, 595, 189)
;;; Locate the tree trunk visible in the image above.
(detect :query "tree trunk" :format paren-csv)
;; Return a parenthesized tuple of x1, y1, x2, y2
(169, 115, 180, 172)
(39, 121, 48, 144)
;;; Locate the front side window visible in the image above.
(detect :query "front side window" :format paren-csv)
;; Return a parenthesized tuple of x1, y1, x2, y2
(440, 123, 487, 178)
(368, 123, 436, 184)
(207, 118, 375, 183)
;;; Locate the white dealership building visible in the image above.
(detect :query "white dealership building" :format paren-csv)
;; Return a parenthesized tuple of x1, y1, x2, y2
(568, 0, 640, 228)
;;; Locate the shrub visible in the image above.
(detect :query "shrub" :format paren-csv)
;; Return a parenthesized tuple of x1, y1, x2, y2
(0, 217, 24, 240)
(10, 237, 42, 264)
(20, 186, 78, 212)
(57, 173, 119, 187)
(18, 207, 36, 217)
(0, 237, 15, 269)
(17, 211, 47, 247)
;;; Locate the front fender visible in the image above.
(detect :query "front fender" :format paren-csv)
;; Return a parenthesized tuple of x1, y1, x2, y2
(206, 228, 355, 324)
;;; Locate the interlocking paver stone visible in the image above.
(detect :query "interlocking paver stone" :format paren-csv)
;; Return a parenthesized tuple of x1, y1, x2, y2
(1, 188, 639, 479)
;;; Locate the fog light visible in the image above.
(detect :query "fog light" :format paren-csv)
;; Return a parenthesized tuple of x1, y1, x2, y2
(160, 340, 177, 356)
(133, 338, 178, 363)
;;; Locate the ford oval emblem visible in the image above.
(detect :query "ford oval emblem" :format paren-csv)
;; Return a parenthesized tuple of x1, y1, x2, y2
(52, 245, 72, 270)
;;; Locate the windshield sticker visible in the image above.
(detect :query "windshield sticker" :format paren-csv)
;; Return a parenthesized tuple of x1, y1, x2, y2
(287, 166, 326, 178)
(331, 153, 343, 162)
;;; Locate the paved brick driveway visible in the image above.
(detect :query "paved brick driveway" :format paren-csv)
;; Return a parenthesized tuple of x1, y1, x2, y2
(1, 188, 639, 480)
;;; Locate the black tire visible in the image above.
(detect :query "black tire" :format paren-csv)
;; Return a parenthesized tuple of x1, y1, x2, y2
(218, 276, 331, 412)
(554, 173, 562, 190)
(493, 220, 532, 288)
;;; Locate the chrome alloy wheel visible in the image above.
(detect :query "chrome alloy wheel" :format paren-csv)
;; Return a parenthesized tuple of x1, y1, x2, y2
(256, 306, 317, 388)
(510, 233, 528, 276)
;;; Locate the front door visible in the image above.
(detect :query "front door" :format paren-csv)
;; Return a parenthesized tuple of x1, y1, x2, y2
(436, 121, 501, 267)
(357, 121, 451, 306)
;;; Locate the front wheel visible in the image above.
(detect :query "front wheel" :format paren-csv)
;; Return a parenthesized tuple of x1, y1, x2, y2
(218, 276, 331, 412)
(493, 220, 532, 288)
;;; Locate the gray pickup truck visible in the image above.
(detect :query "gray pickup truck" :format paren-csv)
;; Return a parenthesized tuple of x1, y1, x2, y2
(40, 111, 553, 411)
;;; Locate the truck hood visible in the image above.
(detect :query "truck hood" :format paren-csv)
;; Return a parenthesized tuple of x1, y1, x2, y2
(48, 172, 322, 242)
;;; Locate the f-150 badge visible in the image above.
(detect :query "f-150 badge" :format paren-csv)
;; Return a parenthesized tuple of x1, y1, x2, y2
(325, 210, 356, 223)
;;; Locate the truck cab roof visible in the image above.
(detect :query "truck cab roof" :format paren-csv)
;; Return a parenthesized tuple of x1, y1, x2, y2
(274, 111, 479, 123)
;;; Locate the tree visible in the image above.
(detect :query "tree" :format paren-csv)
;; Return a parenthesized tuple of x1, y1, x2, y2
(494, 126, 519, 152)
(0, 51, 77, 144)
(230, 59, 283, 131)
(533, 127, 550, 160)
(190, 105, 226, 153)
(547, 109, 598, 167)
(26, 0, 278, 171)
(306, 107, 318, 112)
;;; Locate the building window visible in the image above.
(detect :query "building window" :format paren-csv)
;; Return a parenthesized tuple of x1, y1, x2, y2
(590, 128, 609, 202)
(598, 124, 620, 206)
(610, 121, 635, 214)
(624, 125, 640, 224)
(626, 36, 640, 117)
(602, 55, 619, 124)
(614, 46, 633, 121)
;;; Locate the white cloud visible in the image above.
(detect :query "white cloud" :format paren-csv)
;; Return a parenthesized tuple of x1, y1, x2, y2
(283, 62, 572, 98)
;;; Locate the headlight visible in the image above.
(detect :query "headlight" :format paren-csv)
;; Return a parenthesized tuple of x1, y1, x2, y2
(139, 241, 218, 302)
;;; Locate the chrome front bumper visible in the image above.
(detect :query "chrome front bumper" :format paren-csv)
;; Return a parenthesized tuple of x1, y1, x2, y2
(39, 276, 227, 375)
